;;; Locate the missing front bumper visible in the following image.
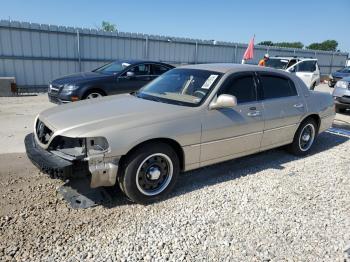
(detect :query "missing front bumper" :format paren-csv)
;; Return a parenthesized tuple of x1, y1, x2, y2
(25, 133, 119, 188)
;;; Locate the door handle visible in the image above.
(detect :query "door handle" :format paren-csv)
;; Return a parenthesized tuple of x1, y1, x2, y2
(293, 103, 304, 108)
(247, 111, 261, 117)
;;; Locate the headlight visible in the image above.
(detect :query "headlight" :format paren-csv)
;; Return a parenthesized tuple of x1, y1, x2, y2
(86, 137, 109, 155)
(61, 84, 79, 92)
(335, 80, 349, 89)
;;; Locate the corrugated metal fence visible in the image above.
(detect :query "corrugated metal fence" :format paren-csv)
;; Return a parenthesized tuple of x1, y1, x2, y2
(0, 20, 348, 88)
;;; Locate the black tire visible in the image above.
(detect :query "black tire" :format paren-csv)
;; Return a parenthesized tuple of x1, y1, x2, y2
(82, 89, 105, 100)
(288, 118, 317, 156)
(310, 82, 316, 90)
(335, 105, 346, 114)
(328, 81, 334, 88)
(118, 143, 179, 204)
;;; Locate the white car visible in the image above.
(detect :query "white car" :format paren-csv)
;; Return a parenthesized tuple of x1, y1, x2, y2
(266, 57, 321, 90)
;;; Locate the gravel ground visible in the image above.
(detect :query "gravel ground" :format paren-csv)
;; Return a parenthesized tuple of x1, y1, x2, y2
(0, 131, 349, 261)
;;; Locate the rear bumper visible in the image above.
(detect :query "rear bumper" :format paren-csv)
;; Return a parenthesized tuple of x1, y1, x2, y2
(25, 133, 74, 178)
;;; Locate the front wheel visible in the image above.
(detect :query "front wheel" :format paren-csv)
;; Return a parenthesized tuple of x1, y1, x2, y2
(288, 119, 317, 156)
(328, 81, 334, 88)
(83, 90, 105, 100)
(118, 143, 179, 204)
(310, 82, 316, 90)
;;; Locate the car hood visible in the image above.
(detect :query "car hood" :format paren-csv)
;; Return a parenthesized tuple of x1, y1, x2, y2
(51, 72, 114, 86)
(332, 71, 350, 78)
(39, 94, 194, 137)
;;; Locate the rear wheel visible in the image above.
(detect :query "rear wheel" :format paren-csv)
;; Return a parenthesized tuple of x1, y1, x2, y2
(328, 81, 334, 88)
(288, 118, 317, 156)
(118, 143, 179, 204)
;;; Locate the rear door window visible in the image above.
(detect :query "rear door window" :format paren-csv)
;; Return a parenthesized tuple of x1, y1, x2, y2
(260, 75, 297, 99)
(152, 64, 171, 76)
(298, 61, 316, 72)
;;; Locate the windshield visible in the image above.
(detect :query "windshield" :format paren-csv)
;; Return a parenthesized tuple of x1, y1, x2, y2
(265, 59, 289, 69)
(93, 61, 130, 74)
(136, 68, 222, 107)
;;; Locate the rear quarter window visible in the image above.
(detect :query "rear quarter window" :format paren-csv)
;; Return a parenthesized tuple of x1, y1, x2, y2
(260, 75, 297, 99)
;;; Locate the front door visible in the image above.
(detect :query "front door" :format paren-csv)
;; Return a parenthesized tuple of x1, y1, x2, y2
(116, 64, 152, 93)
(288, 60, 318, 88)
(200, 72, 264, 163)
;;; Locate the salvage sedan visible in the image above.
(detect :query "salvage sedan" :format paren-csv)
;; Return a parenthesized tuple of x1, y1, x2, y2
(25, 64, 335, 204)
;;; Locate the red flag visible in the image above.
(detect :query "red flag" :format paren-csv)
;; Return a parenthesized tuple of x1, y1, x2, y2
(243, 36, 254, 61)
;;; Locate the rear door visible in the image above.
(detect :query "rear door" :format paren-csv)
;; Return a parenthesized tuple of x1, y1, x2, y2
(257, 72, 306, 150)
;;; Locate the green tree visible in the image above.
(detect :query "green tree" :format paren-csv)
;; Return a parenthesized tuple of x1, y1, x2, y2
(101, 21, 117, 32)
(274, 42, 304, 49)
(258, 41, 304, 49)
(258, 41, 274, 46)
(307, 40, 338, 51)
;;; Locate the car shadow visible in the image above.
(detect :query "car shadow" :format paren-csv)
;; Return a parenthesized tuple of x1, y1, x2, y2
(61, 132, 350, 208)
(171, 131, 348, 198)
(95, 131, 348, 208)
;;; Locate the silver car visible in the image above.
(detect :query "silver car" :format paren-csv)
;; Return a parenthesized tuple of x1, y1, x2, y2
(332, 76, 350, 113)
(25, 64, 335, 204)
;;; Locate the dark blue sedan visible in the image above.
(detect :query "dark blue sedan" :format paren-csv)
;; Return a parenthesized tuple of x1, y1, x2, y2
(48, 60, 174, 104)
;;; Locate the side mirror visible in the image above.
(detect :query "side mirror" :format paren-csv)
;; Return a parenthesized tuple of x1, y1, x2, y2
(126, 71, 135, 77)
(288, 66, 296, 73)
(209, 94, 237, 110)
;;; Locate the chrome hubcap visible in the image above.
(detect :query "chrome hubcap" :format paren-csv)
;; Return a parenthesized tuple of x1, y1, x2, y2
(299, 123, 315, 152)
(147, 166, 161, 180)
(302, 133, 311, 142)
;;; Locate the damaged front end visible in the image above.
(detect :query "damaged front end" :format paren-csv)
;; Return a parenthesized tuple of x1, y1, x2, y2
(25, 123, 120, 188)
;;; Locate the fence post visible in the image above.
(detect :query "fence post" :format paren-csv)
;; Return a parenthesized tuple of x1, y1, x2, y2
(195, 41, 198, 64)
(234, 44, 238, 63)
(76, 30, 81, 72)
(145, 36, 149, 59)
(330, 52, 334, 74)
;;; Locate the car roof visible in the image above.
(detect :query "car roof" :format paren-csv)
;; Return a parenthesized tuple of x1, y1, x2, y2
(178, 63, 291, 75)
(112, 59, 173, 66)
(270, 56, 317, 61)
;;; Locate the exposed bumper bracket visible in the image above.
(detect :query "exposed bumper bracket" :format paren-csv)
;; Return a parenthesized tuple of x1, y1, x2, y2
(87, 155, 119, 188)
